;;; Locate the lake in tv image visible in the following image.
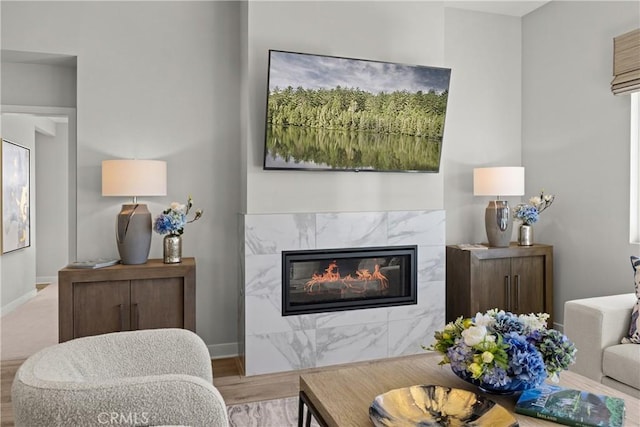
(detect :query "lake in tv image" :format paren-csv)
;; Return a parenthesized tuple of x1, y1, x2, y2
(263, 50, 451, 173)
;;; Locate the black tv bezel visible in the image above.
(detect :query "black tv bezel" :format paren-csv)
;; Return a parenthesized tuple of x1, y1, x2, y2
(262, 49, 451, 174)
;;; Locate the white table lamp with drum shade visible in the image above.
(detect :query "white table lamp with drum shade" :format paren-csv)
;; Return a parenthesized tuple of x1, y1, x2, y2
(473, 167, 525, 247)
(102, 159, 167, 264)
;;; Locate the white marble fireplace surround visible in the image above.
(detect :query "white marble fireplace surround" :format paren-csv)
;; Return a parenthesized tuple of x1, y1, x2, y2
(240, 210, 445, 376)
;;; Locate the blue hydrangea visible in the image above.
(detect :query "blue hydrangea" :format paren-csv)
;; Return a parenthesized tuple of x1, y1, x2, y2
(492, 311, 525, 335)
(530, 328, 577, 379)
(482, 366, 510, 387)
(153, 211, 186, 235)
(428, 308, 576, 392)
(503, 332, 546, 385)
(514, 204, 539, 225)
(447, 341, 473, 373)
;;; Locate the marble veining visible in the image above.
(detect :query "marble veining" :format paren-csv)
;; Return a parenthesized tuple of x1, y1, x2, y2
(245, 330, 316, 375)
(245, 214, 315, 255)
(418, 245, 445, 282)
(388, 210, 445, 246)
(316, 322, 388, 366)
(244, 254, 281, 296)
(242, 210, 445, 375)
(316, 212, 387, 248)
(388, 315, 443, 357)
(315, 306, 389, 329)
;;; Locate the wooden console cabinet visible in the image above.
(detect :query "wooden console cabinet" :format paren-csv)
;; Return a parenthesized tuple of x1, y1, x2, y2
(446, 244, 553, 325)
(58, 258, 195, 342)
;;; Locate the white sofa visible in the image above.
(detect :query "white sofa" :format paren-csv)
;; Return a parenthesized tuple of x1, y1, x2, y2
(564, 293, 640, 398)
(11, 328, 229, 426)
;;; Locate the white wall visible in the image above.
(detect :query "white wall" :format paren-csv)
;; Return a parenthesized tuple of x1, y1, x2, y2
(1, 1, 242, 352)
(1, 114, 37, 313)
(523, 1, 640, 324)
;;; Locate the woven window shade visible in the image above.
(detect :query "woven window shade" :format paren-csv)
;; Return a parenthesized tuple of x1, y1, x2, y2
(612, 28, 640, 95)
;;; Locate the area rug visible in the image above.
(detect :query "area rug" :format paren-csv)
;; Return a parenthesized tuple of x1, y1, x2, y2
(227, 396, 320, 427)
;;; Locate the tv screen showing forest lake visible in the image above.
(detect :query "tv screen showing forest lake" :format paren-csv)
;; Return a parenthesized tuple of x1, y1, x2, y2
(263, 50, 451, 172)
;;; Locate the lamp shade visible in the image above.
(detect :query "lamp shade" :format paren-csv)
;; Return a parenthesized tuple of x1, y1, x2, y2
(473, 167, 525, 197)
(102, 159, 167, 197)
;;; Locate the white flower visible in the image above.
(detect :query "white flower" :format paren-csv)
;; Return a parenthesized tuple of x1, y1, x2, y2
(474, 312, 495, 328)
(519, 313, 549, 332)
(529, 196, 542, 207)
(170, 202, 186, 213)
(462, 325, 487, 346)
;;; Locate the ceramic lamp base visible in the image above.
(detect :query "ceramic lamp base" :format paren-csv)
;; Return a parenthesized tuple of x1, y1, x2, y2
(116, 204, 151, 265)
(484, 200, 512, 247)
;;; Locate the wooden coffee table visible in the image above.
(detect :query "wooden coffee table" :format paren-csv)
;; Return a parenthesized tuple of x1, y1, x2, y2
(298, 353, 640, 427)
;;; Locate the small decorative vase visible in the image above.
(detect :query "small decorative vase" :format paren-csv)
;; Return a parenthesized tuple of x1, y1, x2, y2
(163, 234, 182, 264)
(518, 224, 534, 246)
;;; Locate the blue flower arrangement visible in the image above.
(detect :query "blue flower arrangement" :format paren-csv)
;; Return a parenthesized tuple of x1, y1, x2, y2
(513, 190, 555, 225)
(153, 196, 203, 236)
(428, 310, 576, 393)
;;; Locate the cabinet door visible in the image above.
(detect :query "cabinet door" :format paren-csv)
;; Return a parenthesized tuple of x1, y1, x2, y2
(511, 256, 545, 315)
(471, 258, 511, 314)
(73, 281, 130, 338)
(131, 278, 185, 330)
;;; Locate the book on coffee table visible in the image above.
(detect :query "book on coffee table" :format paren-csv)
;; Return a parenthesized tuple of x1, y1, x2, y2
(515, 383, 625, 427)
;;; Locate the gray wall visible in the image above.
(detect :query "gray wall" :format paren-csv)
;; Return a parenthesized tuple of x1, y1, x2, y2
(1, 114, 37, 312)
(1, 62, 76, 107)
(245, 1, 445, 214)
(36, 121, 69, 282)
(522, 1, 640, 324)
(245, 1, 523, 242)
(3, 0, 634, 350)
(1, 1, 242, 353)
(443, 7, 522, 245)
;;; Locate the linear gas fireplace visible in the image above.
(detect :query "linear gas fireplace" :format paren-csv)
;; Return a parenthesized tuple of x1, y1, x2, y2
(282, 245, 417, 316)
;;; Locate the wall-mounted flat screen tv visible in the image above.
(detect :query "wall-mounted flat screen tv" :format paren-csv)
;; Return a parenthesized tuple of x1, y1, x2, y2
(263, 50, 451, 172)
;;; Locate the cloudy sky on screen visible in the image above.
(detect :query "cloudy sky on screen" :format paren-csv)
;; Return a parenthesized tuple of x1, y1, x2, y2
(268, 50, 450, 95)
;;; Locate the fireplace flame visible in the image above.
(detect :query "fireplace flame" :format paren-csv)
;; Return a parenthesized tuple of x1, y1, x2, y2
(304, 261, 389, 294)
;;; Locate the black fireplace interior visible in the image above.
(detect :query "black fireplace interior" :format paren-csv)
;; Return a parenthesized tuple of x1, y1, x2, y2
(282, 245, 417, 316)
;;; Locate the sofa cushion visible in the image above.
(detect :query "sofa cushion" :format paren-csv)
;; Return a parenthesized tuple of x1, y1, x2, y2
(602, 343, 640, 390)
(622, 256, 640, 344)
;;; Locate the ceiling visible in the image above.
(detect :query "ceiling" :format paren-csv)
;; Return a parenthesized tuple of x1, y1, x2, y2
(444, 1, 552, 17)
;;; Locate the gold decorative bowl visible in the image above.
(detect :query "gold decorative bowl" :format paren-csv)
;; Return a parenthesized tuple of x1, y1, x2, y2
(369, 384, 518, 426)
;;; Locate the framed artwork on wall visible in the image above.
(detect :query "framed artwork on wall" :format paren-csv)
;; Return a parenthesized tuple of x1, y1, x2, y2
(2, 139, 31, 253)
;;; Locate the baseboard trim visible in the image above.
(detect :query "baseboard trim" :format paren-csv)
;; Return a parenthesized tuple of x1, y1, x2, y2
(208, 342, 239, 359)
(36, 276, 58, 285)
(1, 289, 38, 316)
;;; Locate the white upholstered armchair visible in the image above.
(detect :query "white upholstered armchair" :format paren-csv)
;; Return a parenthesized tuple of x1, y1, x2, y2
(11, 328, 229, 426)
